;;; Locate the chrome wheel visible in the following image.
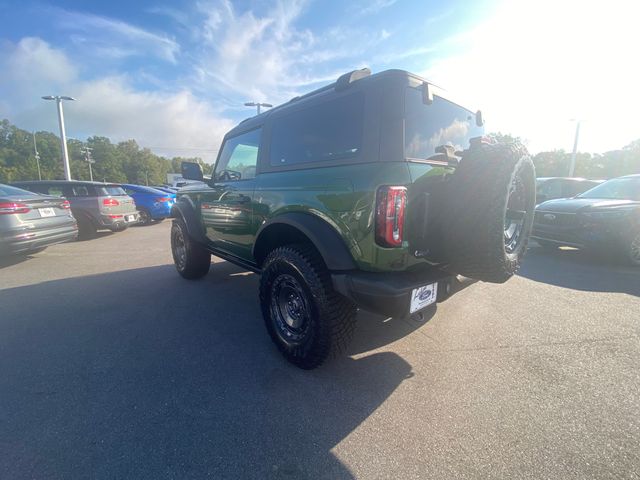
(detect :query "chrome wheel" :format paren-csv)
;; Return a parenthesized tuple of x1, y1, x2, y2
(270, 274, 310, 344)
(504, 175, 528, 254)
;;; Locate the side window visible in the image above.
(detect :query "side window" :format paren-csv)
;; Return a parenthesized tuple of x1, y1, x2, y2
(269, 93, 364, 167)
(214, 128, 261, 181)
(47, 186, 65, 197)
(72, 186, 90, 196)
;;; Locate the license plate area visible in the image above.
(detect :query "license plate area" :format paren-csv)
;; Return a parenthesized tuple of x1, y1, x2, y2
(38, 208, 56, 217)
(125, 214, 136, 222)
(410, 282, 438, 314)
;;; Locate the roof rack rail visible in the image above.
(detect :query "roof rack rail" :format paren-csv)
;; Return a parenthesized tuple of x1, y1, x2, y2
(335, 68, 371, 91)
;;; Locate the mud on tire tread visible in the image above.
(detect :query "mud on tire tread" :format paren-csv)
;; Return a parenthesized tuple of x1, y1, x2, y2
(444, 142, 536, 283)
(259, 244, 357, 369)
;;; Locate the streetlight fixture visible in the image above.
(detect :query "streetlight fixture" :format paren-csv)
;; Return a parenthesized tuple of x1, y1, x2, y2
(81, 146, 95, 182)
(244, 101, 273, 115)
(42, 95, 76, 180)
(32, 131, 42, 181)
(568, 119, 582, 177)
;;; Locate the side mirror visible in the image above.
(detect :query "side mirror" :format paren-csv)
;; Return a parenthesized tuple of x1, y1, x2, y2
(181, 162, 203, 181)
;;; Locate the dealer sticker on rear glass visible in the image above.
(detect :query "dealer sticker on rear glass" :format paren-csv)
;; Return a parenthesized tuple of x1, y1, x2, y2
(410, 282, 438, 314)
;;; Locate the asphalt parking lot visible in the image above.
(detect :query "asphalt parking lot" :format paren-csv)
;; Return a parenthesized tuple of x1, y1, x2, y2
(1, 221, 639, 479)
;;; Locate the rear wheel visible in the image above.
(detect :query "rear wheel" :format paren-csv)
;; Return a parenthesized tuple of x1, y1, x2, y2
(444, 142, 536, 283)
(171, 218, 211, 279)
(259, 244, 357, 369)
(138, 208, 152, 226)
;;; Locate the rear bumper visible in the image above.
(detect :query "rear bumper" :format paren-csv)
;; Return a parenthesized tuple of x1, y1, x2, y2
(97, 212, 139, 229)
(148, 203, 173, 219)
(0, 223, 78, 256)
(331, 268, 473, 318)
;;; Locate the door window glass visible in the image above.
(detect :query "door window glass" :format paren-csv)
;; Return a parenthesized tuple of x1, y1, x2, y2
(214, 128, 261, 181)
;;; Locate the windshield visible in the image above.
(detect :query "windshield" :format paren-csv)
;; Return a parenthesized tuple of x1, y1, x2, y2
(405, 87, 484, 160)
(578, 177, 640, 200)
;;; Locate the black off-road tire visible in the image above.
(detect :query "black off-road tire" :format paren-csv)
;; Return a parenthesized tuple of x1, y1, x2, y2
(628, 230, 640, 267)
(171, 218, 211, 279)
(444, 142, 536, 283)
(259, 244, 357, 369)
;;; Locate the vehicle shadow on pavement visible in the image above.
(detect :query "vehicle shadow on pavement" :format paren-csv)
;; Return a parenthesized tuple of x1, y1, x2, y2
(518, 245, 640, 296)
(0, 261, 412, 480)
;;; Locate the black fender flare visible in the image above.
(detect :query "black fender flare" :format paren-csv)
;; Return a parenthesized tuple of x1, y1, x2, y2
(253, 212, 357, 271)
(170, 199, 208, 244)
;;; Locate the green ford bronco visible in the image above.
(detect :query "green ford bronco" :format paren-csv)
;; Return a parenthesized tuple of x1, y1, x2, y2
(171, 68, 536, 369)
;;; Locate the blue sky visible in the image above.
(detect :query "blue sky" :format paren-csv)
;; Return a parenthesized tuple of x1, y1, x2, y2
(0, 0, 638, 161)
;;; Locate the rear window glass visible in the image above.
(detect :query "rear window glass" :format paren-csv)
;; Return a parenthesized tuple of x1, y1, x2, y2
(0, 184, 37, 196)
(72, 186, 90, 196)
(269, 92, 364, 167)
(404, 87, 484, 160)
(97, 186, 127, 196)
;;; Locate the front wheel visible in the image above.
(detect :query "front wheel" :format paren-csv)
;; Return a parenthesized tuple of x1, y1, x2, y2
(259, 244, 357, 369)
(171, 219, 211, 279)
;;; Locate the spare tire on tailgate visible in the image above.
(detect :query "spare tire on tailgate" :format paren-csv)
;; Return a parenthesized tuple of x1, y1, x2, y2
(443, 140, 536, 283)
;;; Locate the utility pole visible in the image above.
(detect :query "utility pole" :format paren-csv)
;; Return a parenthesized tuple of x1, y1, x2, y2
(81, 146, 95, 181)
(568, 120, 581, 177)
(32, 131, 42, 181)
(42, 95, 75, 180)
(244, 101, 273, 115)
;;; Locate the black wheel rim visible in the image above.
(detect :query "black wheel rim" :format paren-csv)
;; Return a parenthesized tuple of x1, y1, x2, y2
(172, 226, 187, 270)
(139, 210, 150, 224)
(270, 274, 311, 344)
(504, 175, 529, 254)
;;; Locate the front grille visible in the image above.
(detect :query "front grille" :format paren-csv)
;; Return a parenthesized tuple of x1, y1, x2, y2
(534, 211, 577, 226)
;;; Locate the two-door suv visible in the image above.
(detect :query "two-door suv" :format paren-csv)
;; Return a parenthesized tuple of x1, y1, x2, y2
(171, 69, 536, 368)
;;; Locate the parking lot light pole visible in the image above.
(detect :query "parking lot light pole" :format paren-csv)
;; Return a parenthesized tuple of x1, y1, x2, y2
(568, 119, 581, 177)
(42, 95, 75, 180)
(244, 102, 273, 115)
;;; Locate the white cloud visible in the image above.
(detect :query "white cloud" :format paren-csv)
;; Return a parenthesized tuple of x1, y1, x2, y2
(421, 0, 640, 153)
(52, 9, 180, 63)
(0, 37, 233, 162)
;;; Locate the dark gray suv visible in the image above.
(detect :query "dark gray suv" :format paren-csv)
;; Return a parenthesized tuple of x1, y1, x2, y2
(12, 181, 139, 239)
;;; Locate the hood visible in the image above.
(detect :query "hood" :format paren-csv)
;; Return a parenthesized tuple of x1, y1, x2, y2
(536, 197, 640, 213)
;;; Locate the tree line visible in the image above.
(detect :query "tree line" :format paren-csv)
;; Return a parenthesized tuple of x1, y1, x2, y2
(0, 119, 211, 185)
(1, 119, 638, 184)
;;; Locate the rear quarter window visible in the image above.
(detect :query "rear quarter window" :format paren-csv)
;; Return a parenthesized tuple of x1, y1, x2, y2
(404, 87, 484, 160)
(269, 92, 364, 167)
(97, 186, 127, 196)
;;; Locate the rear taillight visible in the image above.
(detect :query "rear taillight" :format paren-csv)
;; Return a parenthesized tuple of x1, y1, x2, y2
(375, 186, 407, 247)
(61, 200, 71, 209)
(103, 198, 120, 207)
(0, 202, 31, 215)
(155, 197, 171, 202)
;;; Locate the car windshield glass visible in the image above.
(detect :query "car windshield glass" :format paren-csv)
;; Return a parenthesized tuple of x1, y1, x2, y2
(577, 177, 640, 200)
(405, 87, 484, 160)
(97, 186, 127, 196)
(0, 184, 37, 196)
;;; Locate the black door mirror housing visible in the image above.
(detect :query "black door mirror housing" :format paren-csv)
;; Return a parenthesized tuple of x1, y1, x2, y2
(181, 162, 204, 181)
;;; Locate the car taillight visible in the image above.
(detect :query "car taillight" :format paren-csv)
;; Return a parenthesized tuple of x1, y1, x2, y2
(0, 202, 31, 214)
(375, 186, 407, 247)
(61, 200, 71, 209)
(103, 198, 120, 207)
(155, 197, 171, 202)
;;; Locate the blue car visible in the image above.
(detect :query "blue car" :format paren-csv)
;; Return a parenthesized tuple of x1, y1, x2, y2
(121, 184, 175, 225)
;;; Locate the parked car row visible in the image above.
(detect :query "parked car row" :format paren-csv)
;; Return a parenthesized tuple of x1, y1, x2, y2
(1, 180, 176, 256)
(532, 174, 640, 266)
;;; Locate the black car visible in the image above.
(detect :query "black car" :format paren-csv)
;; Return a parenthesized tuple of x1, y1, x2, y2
(536, 177, 604, 204)
(532, 174, 640, 265)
